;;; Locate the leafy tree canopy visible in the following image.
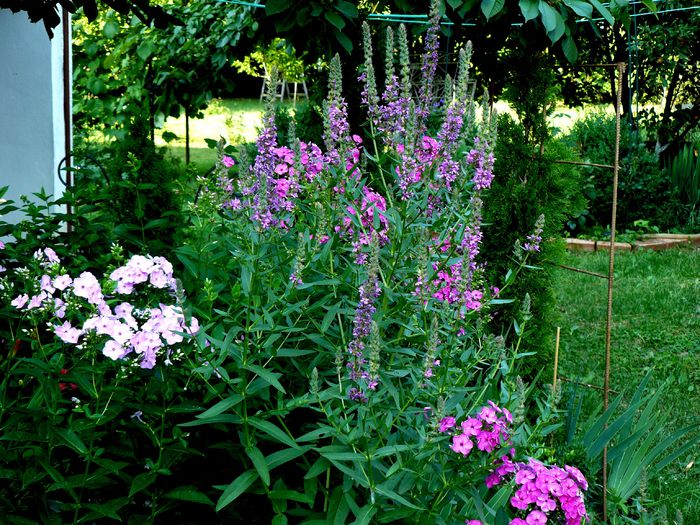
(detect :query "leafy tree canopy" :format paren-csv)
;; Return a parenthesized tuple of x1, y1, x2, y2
(0, 0, 177, 37)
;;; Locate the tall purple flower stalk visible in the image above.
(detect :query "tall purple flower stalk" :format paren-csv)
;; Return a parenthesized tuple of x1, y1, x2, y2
(347, 247, 381, 402)
(416, 0, 441, 132)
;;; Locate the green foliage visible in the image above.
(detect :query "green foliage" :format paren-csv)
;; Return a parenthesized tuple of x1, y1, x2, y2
(99, 121, 185, 255)
(563, 373, 700, 521)
(233, 38, 307, 83)
(72, 1, 257, 140)
(482, 115, 585, 381)
(563, 112, 687, 233)
(665, 142, 700, 230)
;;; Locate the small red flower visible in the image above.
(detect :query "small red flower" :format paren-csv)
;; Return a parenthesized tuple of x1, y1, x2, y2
(59, 368, 78, 392)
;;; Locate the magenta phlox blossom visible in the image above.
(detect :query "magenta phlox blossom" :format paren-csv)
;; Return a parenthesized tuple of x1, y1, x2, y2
(443, 403, 588, 524)
(299, 141, 326, 181)
(438, 416, 456, 433)
(484, 456, 588, 525)
(11, 294, 28, 309)
(443, 402, 512, 461)
(222, 155, 235, 168)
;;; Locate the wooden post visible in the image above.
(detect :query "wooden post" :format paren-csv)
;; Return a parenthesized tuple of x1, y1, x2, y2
(603, 61, 626, 524)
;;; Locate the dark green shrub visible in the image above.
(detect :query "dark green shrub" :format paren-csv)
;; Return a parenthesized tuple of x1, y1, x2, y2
(482, 114, 585, 380)
(563, 112, 685, 232)
(97, 120, 185, 256)
(274, 100, 324, 146)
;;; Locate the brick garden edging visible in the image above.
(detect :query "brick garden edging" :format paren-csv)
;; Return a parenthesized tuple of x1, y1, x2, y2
(566, 234, 700, 252)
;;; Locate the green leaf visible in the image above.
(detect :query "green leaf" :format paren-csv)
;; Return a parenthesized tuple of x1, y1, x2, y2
(161, 131, 178, 143)
(304, 457, 330, 479)
(353, 504, 377, 525)
(265, 0, 289, 15)
(563, 0, 593, 17)
(129, 471, 156, 498)
(333, 29, 353, 53)
(561, 35, 579, 62)
(589, 0, 615, 24)
(216, 470, 258, 511)
(538, 1, 559, 32)
(196, 394, 243, 419)
(266, 447, 309, 470)
(272, 515, 288, 525)
(640, 0, 657, 12)
(136, 41, 155, 61)
(374, 484, 422, 510)
(52, 427, 87, 455)
(249, 418, 301, 450)
(519, 0, 539, 20)
(547, 11, 566, 43)
(83, 498, 128, 521)
(335, 1, 358, 18)
(102, 20, 119, 38)
(481, 0, 505, 20)
(246, 446, 271, 487)
(324, 10, 346, 30)
(244, 364, 286, 393)
(164, 486, 214, 505)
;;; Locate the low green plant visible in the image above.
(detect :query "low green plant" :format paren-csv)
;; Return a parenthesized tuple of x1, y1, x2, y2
(562, 373, 700, 522)
(665, 142, 700, 229)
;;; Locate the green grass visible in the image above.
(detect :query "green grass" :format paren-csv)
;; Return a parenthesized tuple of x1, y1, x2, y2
(554, 248, 700, 522)
(154, 98, 267, 172)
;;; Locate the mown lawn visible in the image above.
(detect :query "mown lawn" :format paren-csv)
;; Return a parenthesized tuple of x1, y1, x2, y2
(554, 248, 700, 523)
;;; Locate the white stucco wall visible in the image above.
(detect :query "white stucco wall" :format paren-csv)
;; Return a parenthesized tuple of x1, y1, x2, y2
(0, 10, 70, 222)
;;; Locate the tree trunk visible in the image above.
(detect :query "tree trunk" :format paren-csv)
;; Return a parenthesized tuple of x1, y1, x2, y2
(185, 110, 190, 165)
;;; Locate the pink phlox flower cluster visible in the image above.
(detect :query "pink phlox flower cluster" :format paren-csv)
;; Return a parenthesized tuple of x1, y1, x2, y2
(11, 251, 199, 370)
(73, 271, 104, 305)
(466, 138, 495, 191)
(92, 303, 200, 369)
(269, 146, 300, 214)
(33, 247, 60, 265)
(440, 402, 512, 458)
(510, 459, 588, 524)
(110, 255, 176, 294)
(484, 456, 588, 525)
(395, 136, 446, 199)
